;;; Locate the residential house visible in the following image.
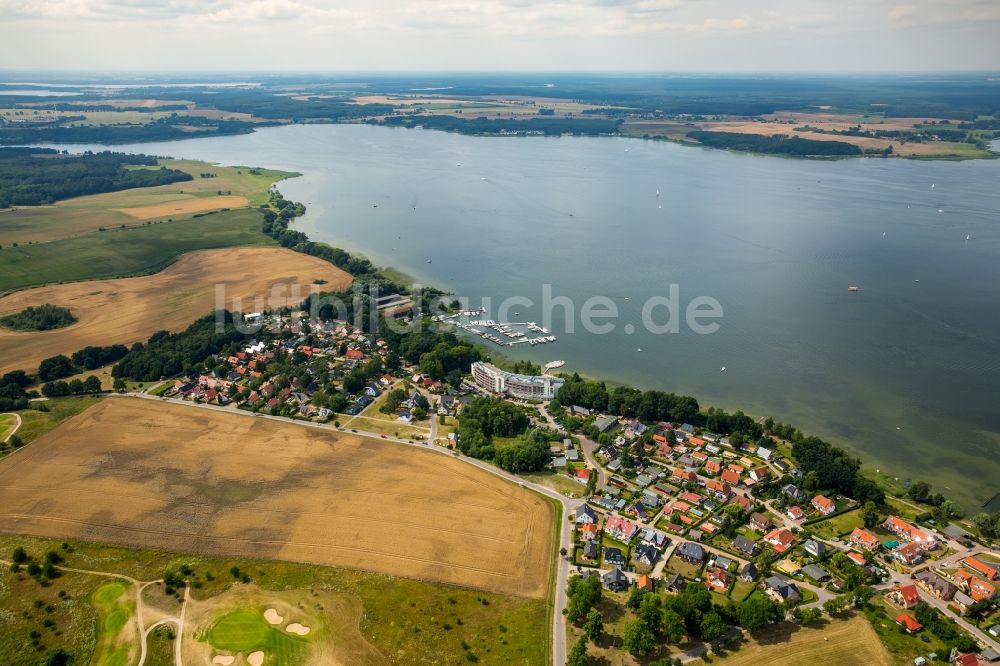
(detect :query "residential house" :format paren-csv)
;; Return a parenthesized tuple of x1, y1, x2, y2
(732, 535, 758, 557)
(883, 515, 936, 549)
(582, 540, 598, 560)
(740, 562, 759, 582)
(749, 467, 771, 483)
(730, 493, 754, 512)
(765, 528, 795, 553)
(642, 529, 669, 550)
(846, 551, 868, 567)
(953, 590, 976, 615)
(705, 459, 721, 476)
(705, 568, 730, 591)
(750, 512, 773, 532)
(812, 495, 836, 515)
(804, 539, 826, 558)
(605, 515, 638, 542)
(915, 571, 957, 601)
(635, 544, 660, 566)
(787, 505, 806, 521)
(896, 613, 923, 634)
(665, 573, 686, 592)
(604, 547, 625, 565)
(594, 415, 618, 433)
(677, 542, 705, 564)
(963, 557, 999, 581)
(706, 479, 731, 499)
(756, 446, 773, 461)
(641, 493, 662, 510)
(953, 652, 982, 666)
(602, 567, 630, 592)
(782, 484, 806, 501)
(628, 503, 650, 522)
(850, 528, 881, 552)
(574, 467, 591, 485)
(895, 541, 926, 566)
(802, 564, 830, 582)
(714, 555, 735, 571)
(764, 575, 800, 603)
(637, 575, 654, 592)
(889, 584, 921, 609)
(672, 468, 698, 484)
(721, 469, 742, 485)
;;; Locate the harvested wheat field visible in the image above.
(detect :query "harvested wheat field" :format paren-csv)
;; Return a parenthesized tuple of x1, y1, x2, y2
(0, 247, 351, 374)
(0, 398, 555, 597)
(710, 615, 892, 666)
(115, 195, 249, 220)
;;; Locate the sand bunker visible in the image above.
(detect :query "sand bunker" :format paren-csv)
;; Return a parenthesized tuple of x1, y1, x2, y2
(247, 651, 265, 666)
(263, 608, 283, 625)
(285, 623, 310, 636)
(211, 656, 235, 666)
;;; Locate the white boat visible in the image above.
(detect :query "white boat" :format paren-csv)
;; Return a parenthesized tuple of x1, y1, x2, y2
(720, 366, 726, 372)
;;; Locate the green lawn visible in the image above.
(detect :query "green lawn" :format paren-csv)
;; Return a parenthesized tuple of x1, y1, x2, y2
(7, 396, 100, 450)
(206, 608, 309, 665)
(89, 581, 135, 666)
(0, 413, 15, 441)
(0, 208, 273, 293)
(810, 509, 864, 540)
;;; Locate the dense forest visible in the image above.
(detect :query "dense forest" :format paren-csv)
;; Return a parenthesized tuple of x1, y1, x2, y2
(0, 304, 76, 331)
(379, 115, 622, 136)
(0, 116, 261, 146)
(0, 149, 192, 207)
(686, 131, 862, 156)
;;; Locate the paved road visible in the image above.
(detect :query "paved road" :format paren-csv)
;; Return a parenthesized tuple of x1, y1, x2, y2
(536, 403, 608, 491)
(118, 393, 579, 666)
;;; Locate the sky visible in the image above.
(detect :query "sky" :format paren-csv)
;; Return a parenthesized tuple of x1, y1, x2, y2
(1, 0, 998, 72)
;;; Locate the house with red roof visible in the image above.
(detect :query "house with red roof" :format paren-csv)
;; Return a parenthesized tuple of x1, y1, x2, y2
(954, 653, 982, 666)
(787, 506, 806, 521)
(889, 583, 921, 609)
(749, 467, 770, 483)
(963, 556, 999, 581)
(705, 459, 721, 475)
(705, 568, 730, 591)
(846, 551, 867, 566)
(580, 523, 600, 541)
(812, 495, 836, 515)
(764, 528, 795, 553)
(574, 468, 591, 483)
(895, 613, 922, 634)
(680, 491, 703, 505)
(883, 515, 936, 548)
(672, 468, 697, 484)
(850, 528, 880, 552)
(894, 541, 926, 566)
(721, 469, 742, 485)
(605, 515, 638, 542)
(706, 479, 731, 499)
(730, 493, 754, 512)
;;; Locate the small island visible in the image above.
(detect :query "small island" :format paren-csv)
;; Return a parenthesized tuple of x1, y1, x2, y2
(0, 304, 77, 332)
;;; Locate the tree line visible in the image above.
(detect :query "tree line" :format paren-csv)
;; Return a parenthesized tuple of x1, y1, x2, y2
(687, 131, 862, 156)
(379, 114, 622, 137)
(0, 304, 76, 331)
(0, 149, 192, 207)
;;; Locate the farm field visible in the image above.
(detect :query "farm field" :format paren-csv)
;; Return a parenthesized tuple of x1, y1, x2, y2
(0, 208, 276, 293)
(0, 398, 555, 598)
(0, 159, 292, 246)
(0, 246, 352, 374)
(705, 615, 893, 665)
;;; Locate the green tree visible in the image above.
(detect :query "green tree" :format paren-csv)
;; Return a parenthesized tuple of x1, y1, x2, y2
(662, 608, 686, 644)
(83, 375, 102, 393)
(566, 574, 602, 623)
(637, 593, 663, 635)
(861, 500, 880, 528)
(584, 609, 604, 641)
(736, 595, 780, 633)
(699, 611, 726, 641)
(12, 546, 28, 564)
(566, 636, 592, 666)
(623, 618, 656, 657)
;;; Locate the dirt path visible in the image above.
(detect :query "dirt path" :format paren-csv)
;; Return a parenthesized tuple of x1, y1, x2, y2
(1, 412, 21, 443)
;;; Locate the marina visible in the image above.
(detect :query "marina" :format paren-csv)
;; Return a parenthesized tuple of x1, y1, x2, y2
(434, 313, 559, 348)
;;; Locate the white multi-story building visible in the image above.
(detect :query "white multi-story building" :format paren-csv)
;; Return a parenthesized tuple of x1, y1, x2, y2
(471, 361, 564, 400)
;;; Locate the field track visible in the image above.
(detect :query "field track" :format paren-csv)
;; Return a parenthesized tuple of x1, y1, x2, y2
(0, 398, 554, 598)
(0, 246, 352, 374)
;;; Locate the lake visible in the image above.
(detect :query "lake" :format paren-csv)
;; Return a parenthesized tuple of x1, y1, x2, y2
(50, 124, 1000, 510)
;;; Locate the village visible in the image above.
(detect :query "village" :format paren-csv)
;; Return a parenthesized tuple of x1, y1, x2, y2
(148, 311, 1000, 665)
(539, 404, 1000, 664)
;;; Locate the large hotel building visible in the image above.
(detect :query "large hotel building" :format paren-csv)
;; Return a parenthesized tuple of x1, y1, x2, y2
(471, 361, 565, 400)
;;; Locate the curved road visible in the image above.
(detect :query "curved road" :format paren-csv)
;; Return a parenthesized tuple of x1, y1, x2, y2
(1, 412, 22, 443)
(116, 393, 579, 666)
